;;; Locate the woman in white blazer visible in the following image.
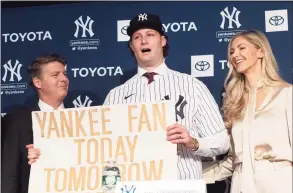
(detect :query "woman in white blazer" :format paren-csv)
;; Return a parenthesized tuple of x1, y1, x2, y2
(203, 29, 292, 193)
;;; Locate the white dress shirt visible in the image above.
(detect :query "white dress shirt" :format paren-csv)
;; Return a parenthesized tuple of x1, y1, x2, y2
(38, 99, 65, 111)
(104, 62, 229, 179)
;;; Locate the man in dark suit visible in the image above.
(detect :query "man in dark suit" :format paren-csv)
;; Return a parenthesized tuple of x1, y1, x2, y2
(1, 53, 69, 193)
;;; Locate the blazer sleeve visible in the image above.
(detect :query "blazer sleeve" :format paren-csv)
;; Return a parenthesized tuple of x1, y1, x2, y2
(1, 112, 21, 193)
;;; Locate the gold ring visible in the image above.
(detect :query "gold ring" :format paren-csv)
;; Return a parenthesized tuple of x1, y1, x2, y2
(262, 150, 273, 160)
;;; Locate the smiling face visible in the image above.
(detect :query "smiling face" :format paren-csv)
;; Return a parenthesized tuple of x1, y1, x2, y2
(33, 61, 69, 102)
(129, 28, 166, 68)
(229, 36, 264, 76)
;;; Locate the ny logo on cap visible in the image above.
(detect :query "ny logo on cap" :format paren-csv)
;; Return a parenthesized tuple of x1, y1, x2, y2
(138, 13, 147, 21)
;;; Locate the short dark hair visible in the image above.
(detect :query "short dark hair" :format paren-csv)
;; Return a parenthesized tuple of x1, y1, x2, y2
(128, 34, 169, 58)
(28, 53, 66, 88)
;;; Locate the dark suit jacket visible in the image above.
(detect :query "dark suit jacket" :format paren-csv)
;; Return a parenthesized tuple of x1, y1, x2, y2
(1, 105, 40, 193)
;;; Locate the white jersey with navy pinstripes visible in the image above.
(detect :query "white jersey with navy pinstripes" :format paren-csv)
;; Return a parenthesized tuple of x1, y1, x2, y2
(104, 62, 228, 180)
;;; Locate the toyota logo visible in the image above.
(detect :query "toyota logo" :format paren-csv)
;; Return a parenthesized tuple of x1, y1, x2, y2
(121, 25, 129, 35)
(269, 16, 284, 26)
(195, 61, 210, 71)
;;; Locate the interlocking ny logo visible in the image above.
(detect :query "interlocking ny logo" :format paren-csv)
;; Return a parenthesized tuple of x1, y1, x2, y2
(2, 59, 22, 82)
(138, 13, 147, 21)
(175, 95, 187, 121)
(74, 16, 95, 38)
(269, 16, 284, 26)
(72, 95, 93, 107)
(120, 185, 136, 193)
(220, 7, 241, 29)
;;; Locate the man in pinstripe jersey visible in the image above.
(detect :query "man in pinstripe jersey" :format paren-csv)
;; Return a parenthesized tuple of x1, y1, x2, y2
(104, 13, 229, 180)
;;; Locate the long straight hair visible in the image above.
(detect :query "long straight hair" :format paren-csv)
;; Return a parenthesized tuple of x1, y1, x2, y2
(222, 30, 285, 129)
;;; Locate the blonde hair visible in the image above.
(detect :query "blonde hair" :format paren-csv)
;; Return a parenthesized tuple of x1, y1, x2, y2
(222, 29, 284, 129)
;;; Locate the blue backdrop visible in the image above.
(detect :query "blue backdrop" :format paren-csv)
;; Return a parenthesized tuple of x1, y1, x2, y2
(1, 1, 292, 192)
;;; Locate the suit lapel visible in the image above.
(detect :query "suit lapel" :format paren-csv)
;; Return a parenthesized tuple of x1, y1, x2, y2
(31, 104, 40, 112)
(26, 104, 40, 144)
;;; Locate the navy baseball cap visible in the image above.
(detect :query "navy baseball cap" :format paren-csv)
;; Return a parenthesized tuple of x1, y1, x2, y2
(127, 13, 165, 37)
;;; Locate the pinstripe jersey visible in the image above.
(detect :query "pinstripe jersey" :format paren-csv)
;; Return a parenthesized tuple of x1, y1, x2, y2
(104, 62, 226, 179)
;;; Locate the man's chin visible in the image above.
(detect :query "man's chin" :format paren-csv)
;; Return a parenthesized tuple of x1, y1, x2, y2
(58, 91, 68, 99)
(139, 59, 156, 66)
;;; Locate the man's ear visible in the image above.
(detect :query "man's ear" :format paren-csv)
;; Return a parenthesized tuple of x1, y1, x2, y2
(161, 36, 167, 47)
(32, 77, 41, 89)
(129, 41, 134, 52)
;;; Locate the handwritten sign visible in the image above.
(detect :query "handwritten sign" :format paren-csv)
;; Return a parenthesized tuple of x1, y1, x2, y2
(29, 101, 177, 193)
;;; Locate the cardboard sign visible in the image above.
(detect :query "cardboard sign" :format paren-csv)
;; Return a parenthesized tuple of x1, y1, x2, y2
(29, 101, 177, 193)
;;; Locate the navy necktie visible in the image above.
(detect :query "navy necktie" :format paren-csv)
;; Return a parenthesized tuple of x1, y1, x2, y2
(143, 72, 158, 84)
